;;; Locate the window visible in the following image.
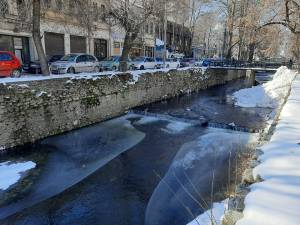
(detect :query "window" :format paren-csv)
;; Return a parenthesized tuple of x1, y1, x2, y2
(43, 0, 51, 9)
(76, 55, 87, 63)
(114, 42, 120, 48)
(87, 55, 96, 62)
(70, 35, 86, 54)
(55, 0, 63, 11)
(0, 0, 9, 16)
(0, 53, 13, 61)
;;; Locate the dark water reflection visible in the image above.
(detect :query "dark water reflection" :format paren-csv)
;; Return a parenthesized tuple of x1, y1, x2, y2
(0, 76, 271, 225)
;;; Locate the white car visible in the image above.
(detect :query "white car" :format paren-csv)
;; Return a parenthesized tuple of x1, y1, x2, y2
(50, 53, 100, 74)
(130, 57, 158, 70)
(194, 60, 204, 67)
(165, 58, 180, 69)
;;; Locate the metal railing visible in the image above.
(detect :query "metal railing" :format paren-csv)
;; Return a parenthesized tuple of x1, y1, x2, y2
(205, 59, 291, 69)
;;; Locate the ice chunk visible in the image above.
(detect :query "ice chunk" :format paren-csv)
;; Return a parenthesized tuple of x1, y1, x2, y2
(0, 161, 36, 190)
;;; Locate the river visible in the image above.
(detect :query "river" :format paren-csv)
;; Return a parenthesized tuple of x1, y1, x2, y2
(0, 74, 273, 225)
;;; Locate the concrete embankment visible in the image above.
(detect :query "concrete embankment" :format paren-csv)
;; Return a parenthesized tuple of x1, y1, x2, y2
(0, 68, 252, 150)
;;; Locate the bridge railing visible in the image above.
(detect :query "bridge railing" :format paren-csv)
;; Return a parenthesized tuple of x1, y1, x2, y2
(207, 60, 290, 69)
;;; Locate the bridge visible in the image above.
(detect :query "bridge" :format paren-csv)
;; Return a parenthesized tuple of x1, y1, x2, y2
(205, 59, 292, 72)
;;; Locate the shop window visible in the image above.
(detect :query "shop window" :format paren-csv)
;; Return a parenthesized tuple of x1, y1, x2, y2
(114, 42, 120, 48)
(0, 0, 9, 16)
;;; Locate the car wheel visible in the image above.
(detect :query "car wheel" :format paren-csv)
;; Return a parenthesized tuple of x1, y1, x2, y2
(140, 65, 145, 70)
(11, 69, 21, 78)
(112, 66, 117, 71)
(94, 66, 100, 73)
(67, 67, 75, 74)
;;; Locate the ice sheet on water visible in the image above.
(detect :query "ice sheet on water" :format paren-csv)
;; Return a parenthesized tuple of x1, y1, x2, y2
(0, 161, 36, 190)
(162, 121, 192, 134)
(0, 115, 145, 219)
(131, 113, 193, 134)
(145, 128, 258, 225)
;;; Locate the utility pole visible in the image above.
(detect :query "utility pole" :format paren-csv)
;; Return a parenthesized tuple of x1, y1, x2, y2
(163, 0, 167, 67)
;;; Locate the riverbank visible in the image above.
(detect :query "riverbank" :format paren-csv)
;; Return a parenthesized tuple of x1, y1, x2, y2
(187, 67, 299, 225)
(236, 74, 300, 225)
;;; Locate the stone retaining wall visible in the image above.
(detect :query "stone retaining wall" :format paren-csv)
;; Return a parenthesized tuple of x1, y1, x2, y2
(0, 68, 251, 149)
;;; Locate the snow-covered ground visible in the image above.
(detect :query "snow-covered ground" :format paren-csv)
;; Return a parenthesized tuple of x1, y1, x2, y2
(236, 75, 300, 225)
(0, 161, 36, 190)
(187, 199, 228, 225)
(233, 67, 297, 108)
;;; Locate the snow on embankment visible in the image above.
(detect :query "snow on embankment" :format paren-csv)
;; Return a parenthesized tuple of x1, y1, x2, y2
(236, 76, 300, 225)
(233, 67, 297, 108)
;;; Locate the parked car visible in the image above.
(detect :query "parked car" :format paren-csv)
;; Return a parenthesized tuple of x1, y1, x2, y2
(194, 59, 204, 67)
(23, 55, 63, 74)
(50, 54, 100, 74)
(155, 58, 164, 69)
(165, 58, 180, 69)
(202, 58, 215, 67)
(0, 51, 22, 77)
(180, 58, 196, 67)
(130, 57, 158, 70)
(99, 56, 131, 71)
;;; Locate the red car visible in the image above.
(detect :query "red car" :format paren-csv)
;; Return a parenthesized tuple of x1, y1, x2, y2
(0, 51, 22, 77)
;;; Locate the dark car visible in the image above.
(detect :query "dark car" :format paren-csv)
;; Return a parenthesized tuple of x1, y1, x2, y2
(180, 58, 196, 67)
(23, 55, 63, 74)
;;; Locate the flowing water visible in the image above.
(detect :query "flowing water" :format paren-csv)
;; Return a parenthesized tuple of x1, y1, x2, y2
(0, 75, 273, 225)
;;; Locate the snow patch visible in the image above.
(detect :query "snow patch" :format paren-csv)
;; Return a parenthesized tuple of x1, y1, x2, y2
(17, 84, 29, 88)
(233, 67, 297, 108)
(187, 199, 228, 225)
(36, 91, 47, 97)
(0, 161, 36, 190)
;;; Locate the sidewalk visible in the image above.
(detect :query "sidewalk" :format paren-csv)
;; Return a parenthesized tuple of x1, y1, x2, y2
(236, 75, 300, 225)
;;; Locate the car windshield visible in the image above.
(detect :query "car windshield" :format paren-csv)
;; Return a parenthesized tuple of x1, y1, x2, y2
(0, 53, 12, 61)
(50, 55, 63, 61)
(104, 56, 120, 62)
(132, 57, 145, 62)
(59, 54, 77, 62)
(182, 58, 192, 62)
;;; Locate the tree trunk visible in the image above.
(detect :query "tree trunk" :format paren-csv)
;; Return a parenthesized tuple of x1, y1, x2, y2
(248, 42, 255, 62)
(120, 32, 137, 72)
(32, 0, 49, 75)
(226, 0, 236, 59)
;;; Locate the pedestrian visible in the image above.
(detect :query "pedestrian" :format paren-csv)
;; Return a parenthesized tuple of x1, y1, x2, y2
(289, 59, 293, 69)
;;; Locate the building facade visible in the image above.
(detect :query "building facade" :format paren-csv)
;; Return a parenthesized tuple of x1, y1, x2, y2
(0, 0, 191, 63)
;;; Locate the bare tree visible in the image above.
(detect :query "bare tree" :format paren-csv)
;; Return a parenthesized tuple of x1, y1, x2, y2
(258, 0, 300, 64)
(104, 0, 163, 71)
(33, 0, 49, 75)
